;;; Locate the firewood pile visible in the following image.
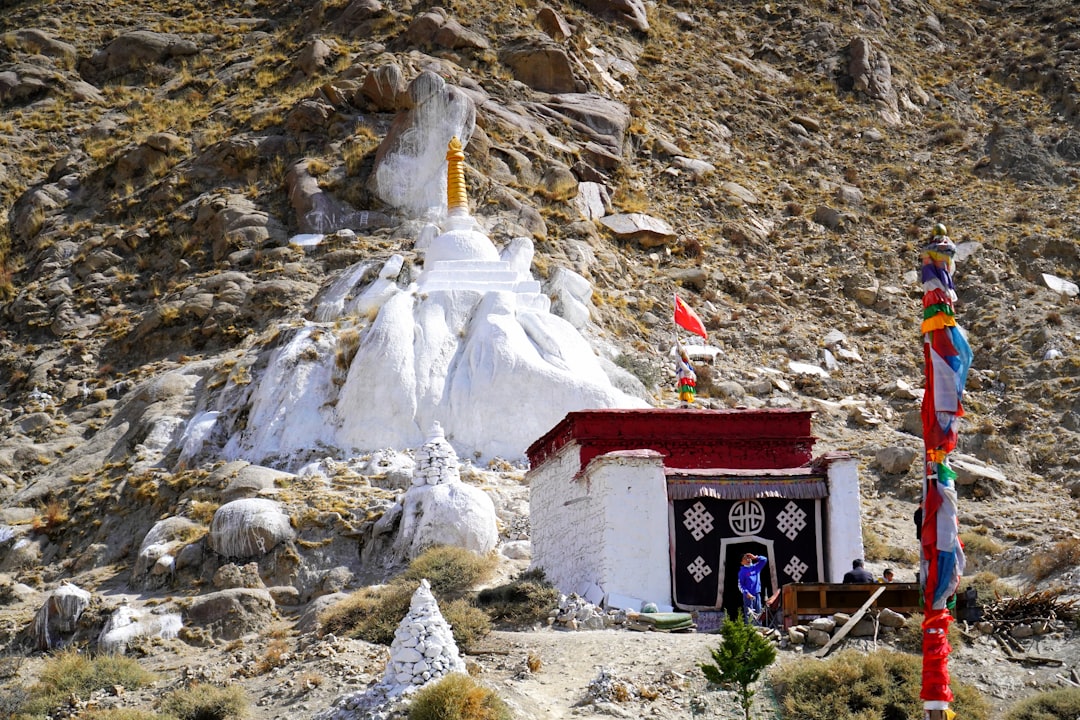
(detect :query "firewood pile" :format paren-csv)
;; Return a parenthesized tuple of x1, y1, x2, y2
(980, 589, 1080, 626)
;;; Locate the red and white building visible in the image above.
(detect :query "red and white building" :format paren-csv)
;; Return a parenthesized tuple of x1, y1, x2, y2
(526, 408, 863, 613)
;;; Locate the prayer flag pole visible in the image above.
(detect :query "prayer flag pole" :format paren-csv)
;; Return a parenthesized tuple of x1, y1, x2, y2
(918, 224, 972, 720)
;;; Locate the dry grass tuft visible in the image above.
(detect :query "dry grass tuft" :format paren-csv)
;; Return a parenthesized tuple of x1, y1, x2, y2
(1031, 537, 1080, 581)
(407, 673, 512, 720)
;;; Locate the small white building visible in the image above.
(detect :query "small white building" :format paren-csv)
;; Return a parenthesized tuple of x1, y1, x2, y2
(526, 409, 863, 613)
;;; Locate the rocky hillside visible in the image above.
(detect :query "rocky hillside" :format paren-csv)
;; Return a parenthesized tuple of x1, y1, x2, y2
(1, 0, 1079, 714)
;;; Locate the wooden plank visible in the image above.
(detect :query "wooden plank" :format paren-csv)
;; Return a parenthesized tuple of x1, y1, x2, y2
(812, 586, 886, 659)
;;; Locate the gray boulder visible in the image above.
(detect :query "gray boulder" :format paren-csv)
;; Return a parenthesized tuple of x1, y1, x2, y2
(874, 446, 918, 475)
(184, 588, 275, 640)
(89, 30, 198, 74)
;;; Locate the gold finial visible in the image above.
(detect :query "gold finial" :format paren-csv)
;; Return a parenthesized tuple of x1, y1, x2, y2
(446, 136, 468, 212)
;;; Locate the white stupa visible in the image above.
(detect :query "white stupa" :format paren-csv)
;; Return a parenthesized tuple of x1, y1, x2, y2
(415, 138, 546, 307)
(218, 136, 646, 470)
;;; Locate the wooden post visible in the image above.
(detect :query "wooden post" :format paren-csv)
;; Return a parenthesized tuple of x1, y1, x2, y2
(812, 586, 886, 658)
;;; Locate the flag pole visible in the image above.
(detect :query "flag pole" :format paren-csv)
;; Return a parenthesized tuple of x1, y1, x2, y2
(919, 224, 972, 720)
(673, 294, 706, 408)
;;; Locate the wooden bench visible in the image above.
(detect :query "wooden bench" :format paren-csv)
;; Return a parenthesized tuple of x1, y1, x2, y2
(781, 582, 922, 627)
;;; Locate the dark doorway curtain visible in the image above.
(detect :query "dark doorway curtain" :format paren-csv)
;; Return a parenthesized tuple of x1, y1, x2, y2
(671, 495, 822, 610)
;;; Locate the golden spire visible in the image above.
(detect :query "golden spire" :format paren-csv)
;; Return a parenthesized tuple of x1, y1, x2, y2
(446, 136, 468, 213)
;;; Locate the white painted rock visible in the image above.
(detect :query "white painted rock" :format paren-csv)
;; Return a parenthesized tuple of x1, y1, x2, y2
(370, 70, 476, 216)
(383, 579, 465, 689)
(133, 516, 200, 580)
(392, 481, 498, 560)
(33, 583, 91, 650)
(208, 498, 295, 559)
(600, 213, 674, 241)
(1042, 272, 1078, 297)
(98, 604, 182, 654)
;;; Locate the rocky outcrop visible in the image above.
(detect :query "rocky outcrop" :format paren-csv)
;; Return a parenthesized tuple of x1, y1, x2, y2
(86, 30, 198, 77)
(578, 0, 649, 33)
(184, 588, 276, 641)
(847, 36, 899, 125)
(500, 36, 585, 93)
(370, 70, 476, 216)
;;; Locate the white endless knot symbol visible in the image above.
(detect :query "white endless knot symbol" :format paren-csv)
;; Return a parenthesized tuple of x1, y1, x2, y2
(776, 501, 807, 541)
(687, 556, 712, 583)
(683, 502, 714, 541)
(784, 555, 809, 582)
(728, 500, 765, 536)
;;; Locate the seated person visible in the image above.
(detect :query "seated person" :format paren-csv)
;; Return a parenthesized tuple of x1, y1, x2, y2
(842, 558, 875, 583)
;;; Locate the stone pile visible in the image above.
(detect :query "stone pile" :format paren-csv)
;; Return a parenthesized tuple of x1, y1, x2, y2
(550, 592, 629, 630)
(786, 607, 907, 648)
(383, 579, 465, 686)
(411, 422, 460, 486)
(314, 580, 465, 720)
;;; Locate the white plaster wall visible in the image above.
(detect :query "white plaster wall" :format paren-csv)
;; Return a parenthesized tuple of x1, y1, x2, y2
(527, 443, 602, 596)
(589, 453, 670, 607)
(825, 456, 864, 582)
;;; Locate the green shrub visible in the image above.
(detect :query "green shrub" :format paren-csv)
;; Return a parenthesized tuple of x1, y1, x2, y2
(19, 650, 156, 717)
(475, 571, 559, 627)
(407, 673, 511, 720)
(1004, 687, 1080, 720)
(159, 683, 251, 720)
(700, 613, 776, 720)
(772, 649, 989, 720)
(397, 546, 496, 598)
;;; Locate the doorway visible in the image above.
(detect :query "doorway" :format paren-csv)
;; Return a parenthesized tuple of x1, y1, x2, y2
(722, 541, 773, 621)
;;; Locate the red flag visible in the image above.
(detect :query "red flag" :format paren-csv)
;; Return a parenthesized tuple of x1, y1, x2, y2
(673, 294, 707, 339)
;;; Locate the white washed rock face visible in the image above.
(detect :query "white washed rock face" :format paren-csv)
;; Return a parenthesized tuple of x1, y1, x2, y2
(219, 95, 645, 471)
(383, 579, 466, 688)
(208, 498, 294, 558)
(371, 70, 476, 217)
(133, 516, 199, 583)
(33, 583, 91, 650)
(393, 426, 498, 560)
(98, 604, 182, 654)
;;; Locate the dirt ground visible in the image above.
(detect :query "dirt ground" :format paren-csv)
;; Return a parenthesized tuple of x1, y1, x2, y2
(7, 590, 1080, 720)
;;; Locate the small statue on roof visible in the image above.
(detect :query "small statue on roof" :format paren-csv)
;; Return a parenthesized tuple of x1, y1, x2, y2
(676, 342, 697, 408)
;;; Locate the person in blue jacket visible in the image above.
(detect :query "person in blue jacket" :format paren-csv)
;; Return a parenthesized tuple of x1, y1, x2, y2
(738, 553, 768, 624)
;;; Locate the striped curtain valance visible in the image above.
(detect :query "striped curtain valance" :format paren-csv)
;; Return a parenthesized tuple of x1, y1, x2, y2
(667, 478, 827, 501)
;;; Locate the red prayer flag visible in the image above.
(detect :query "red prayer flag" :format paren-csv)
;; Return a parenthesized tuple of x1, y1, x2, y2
(673, 294, 707, 339)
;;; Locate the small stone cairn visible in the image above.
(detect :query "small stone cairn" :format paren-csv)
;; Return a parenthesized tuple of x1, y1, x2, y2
(314, 580, 465, 720)
(412, 422, 459, 486)
(550, 593, 630, 630)
(383, 578, 466, 686)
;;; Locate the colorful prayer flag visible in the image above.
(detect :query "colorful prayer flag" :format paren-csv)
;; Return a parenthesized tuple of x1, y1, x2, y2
(673, 294, 707, 339)
(919, 225, 971, 715)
